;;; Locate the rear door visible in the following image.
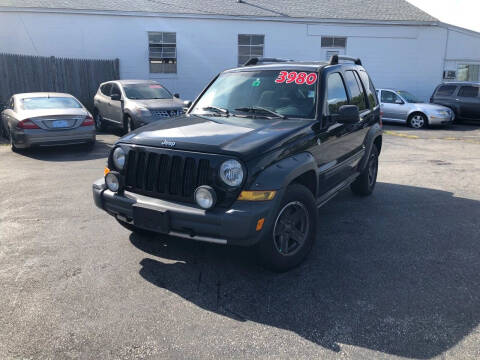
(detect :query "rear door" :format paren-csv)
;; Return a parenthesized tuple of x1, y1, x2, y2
(457, 85, 480, 119)
(380, 90, 408, 122)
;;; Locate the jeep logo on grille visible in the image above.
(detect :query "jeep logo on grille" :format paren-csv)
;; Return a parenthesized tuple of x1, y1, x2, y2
(161, 139, 176, 147)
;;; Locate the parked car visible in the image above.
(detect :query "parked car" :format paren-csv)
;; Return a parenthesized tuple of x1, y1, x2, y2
(1, 92, 95, 151)
(93, 80, 188, 133)
(93, 55, 382, 271)
(430, 82, 480, 123)
(376, 88, 454, 128)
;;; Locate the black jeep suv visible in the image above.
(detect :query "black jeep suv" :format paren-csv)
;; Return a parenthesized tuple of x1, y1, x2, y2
(92, 55, 382, 271)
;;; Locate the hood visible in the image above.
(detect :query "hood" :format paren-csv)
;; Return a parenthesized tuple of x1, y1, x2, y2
(16, 108, 89, 121)
(129, 98, 183, 109)
(411, 103, 451, 112)
(117, 114, 312, 159)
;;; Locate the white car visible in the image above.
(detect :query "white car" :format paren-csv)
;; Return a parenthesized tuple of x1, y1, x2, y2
(377, 88, 454, 128)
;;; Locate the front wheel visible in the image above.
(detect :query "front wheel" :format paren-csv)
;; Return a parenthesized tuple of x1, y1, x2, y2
(408, 113, 428, 129)
(257, 183, 317, 272)
(351, 145, 378, 196)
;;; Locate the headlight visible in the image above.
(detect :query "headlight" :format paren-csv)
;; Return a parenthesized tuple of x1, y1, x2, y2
(112, 147, 126, 170)
(133, 106, 151, 117)
(219, 159, 244, 187)
(105, 171, 121, 192)
(195, 186, 216, 209)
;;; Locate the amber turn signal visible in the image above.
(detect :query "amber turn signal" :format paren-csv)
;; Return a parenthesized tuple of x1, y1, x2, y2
(104, 167, 110, 176)
(256, 218, 265, 231)
(237, 190, 276, 201)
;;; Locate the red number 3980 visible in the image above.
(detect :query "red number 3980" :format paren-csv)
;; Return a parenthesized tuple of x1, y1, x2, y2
(275, 71, 317, 85)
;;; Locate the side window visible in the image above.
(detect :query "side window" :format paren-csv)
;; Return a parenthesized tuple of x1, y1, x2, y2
(458, 86, 479, 98)
(110, 84, 121, 96)
(358, 70, 378, 109)
(344, 71, 367, 111)
(101, 84, 112, 96)
(381, 90, 400, 104)
(326, 72, 348, 115)
(435, 85, 457, 97)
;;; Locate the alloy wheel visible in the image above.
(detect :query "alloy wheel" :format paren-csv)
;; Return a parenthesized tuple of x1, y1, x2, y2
(410, 115, 425, 129)
(273, 201, 309, 256)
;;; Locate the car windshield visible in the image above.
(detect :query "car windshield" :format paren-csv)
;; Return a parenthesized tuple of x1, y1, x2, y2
(20, 97, 82, 110)
(123, 83, 172, 100)
(397, 91, 421, 103)
(191, 70, 318, 119)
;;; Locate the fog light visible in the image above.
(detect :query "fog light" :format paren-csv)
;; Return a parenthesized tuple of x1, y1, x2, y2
(195, 185, 216, 209)
(105, 171, 121, 192)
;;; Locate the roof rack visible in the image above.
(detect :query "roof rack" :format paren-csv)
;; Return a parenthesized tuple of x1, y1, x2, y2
(243, 57, 294, 66)
(329, 55, 362, 66)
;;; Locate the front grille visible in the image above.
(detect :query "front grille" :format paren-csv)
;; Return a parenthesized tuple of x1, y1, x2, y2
(124, 147, 214, 203)
(150, 109, 181, 120)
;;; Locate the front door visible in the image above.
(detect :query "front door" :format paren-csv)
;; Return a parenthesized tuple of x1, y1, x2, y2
(380, 90, 408, 122)
(108, 83, 124, 125)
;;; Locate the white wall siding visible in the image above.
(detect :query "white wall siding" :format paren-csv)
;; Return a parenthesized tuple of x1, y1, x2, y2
(0, 11, 479, 102)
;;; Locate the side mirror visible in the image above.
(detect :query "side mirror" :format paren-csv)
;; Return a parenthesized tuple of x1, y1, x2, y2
(337, 105, 360, 124)
(110, 93, 121, 101)
(183, 100, 192, 108)
(173, 93, 180, 98)
(395, 99, 404, 104)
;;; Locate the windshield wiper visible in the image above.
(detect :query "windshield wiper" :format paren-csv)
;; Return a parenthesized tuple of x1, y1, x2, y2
(202, 106, 229, 116)
(234, 107, 286, 119)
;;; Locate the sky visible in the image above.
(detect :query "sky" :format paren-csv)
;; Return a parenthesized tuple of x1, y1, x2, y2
(406, 0, 480, 33)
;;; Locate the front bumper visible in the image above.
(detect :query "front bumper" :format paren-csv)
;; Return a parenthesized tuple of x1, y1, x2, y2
(12, 126, 96, 148)
(428, 113, 454, 126)
(92, 178, 281, 246)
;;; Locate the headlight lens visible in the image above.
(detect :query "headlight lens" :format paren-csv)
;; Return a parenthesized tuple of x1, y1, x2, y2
(112, 147, 126, 170)
(134, 106, 151, 117)
(219, 159, 244, 187)
(105, 172, 120, 192)
(195, 186, 216, 209)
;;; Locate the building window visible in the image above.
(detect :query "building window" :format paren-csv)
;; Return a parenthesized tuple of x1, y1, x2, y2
(148, 32, 177, 73)
(457, 64, 480, 81)
(238, 34, 264, 66)
(321, 36, 347, 48)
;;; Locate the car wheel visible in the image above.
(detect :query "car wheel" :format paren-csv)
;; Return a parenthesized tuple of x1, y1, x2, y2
(123, 115, 134, 135)
(94, 111, 106, 132)
(351, 145, 379, 196)
(408, 113, 428, 129)
(257, 183, 317, 272)
(116, 218, 157, 237)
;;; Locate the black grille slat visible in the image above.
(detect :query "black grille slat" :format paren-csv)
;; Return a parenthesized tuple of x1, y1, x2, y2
(145, 153, 157, 191)
(169, 156, 183, 195)
(182, 158, 197, 197)
(157, 154, 170, 193)
(126, 151, 137, 186)
(135, 152, 146, 189)
(197, 159, 210, 186)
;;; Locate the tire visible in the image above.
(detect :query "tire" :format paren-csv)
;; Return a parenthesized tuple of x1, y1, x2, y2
(256, 183, 317, 272)
(408, 113, 428, 129)
(94, 110, 107, 132)
(116, 218, 157, 237)
(9, 130, 19, 152)
(123, 115, 134, 135)
(351, 145, 379, 196)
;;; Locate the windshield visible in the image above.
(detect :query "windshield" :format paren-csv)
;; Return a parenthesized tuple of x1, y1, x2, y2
(123, 83, 172, 100)
(397, 91, 421, 103)
(191, 70, 318, 119)
(20, 97, 82, 110)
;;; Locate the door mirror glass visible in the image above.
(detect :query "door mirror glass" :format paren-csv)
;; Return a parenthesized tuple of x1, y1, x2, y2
(110, 93, 121, 101)
(173, 93, 180, 98)
(395, 98, 404, 104)
(183, 100, 192, 108)
(337, 105, 360, 124)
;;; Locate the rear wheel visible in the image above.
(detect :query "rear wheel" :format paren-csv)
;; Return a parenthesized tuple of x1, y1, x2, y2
(408, 113, 428, 129)
(94, 110, 106, 132)
(9, 130, 19, 152)
(351, 145, 378, 196)
(257, 183, 317, 272)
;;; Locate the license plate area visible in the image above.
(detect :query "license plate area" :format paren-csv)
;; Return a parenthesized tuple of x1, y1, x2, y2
(49, 120, 73, 128)
(133, 205, 170, 233)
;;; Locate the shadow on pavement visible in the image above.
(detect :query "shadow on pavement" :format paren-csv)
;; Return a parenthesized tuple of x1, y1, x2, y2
(130, 182, 480, 358)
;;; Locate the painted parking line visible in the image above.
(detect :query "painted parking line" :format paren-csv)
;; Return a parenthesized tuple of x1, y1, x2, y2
(384, 130, 480, 144)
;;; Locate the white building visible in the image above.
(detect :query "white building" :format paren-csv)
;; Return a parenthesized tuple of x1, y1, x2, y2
(1, 0, 480, 101)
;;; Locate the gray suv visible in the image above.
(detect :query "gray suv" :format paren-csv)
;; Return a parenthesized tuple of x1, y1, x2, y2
(430, 82, 480, 123)
(93, 80, 187, 133)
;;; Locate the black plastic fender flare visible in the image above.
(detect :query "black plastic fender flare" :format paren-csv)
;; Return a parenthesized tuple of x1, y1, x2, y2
(358, 123, 382, 172)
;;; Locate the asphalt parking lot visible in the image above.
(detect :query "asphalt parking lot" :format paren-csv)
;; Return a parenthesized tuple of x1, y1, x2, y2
(1, 124, 480, 359)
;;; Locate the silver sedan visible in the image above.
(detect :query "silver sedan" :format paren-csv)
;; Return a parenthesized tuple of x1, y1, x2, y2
(1, 93, 96, 151)
(377, 88, 454, 128)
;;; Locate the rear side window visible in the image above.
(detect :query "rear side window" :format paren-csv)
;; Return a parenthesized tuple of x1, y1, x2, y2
(435, 85, 457, 97)
(100, 84, 112, 96)
(326, 73, 348, 115)
(458, 86, 479, 98)
(358, 70, 378, 108)
(344, 70, 367, 111)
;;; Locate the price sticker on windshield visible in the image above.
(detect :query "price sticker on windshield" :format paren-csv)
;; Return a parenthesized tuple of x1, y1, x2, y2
(275, 71, 318, 85)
